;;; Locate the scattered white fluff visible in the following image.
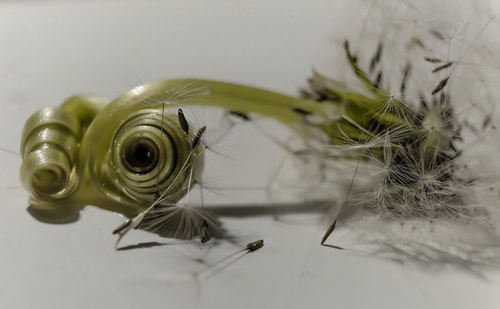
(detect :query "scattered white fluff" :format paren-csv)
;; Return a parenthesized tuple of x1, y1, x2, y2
(275, 0, 500, 267)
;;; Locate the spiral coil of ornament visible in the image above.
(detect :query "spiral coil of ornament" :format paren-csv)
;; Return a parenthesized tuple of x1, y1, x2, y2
(20, 106, 81, 201)
(20, 91, 205, 221)
(110, 108, 203, 205)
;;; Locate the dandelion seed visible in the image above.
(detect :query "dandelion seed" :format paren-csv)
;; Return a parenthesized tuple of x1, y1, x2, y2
(229, 110, 251, 121)
(292, 107, 312, 116)
(432, 62, 454, 73)
(410, 37, 426, 49)
(424, 57, 443, 63)
(193, 239, 265, 280)
(373, 71, 383, 89)
(192, 126, 207, 148)
(246, 239, 264, 252)
(178, 108, 189, 134)
(344, 40, 380, 93)
(431, 77, 449, 95)
(113, 211, 146, 248)
(200, 221, 211, 243)
(321, 220, 337, 245)
(400, 63, 411, 98)
(430, 29, 445, 40)
(369, 42, 383, 73)
(482, 114, 492, 130)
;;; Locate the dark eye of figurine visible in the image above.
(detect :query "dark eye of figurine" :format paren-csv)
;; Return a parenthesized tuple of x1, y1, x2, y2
(122, 139, 159, 173)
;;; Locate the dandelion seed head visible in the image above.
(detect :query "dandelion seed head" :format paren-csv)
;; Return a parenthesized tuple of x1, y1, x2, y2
(298, 0, 500, 265)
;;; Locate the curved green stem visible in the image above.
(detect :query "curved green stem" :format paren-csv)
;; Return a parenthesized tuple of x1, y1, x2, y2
(21, 78, 408, 222)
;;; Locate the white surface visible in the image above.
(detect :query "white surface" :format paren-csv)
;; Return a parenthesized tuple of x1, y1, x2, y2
(1, 1, 500, 309)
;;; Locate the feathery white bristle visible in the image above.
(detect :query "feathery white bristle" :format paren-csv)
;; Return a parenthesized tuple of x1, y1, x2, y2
(140, 204, 223, 240)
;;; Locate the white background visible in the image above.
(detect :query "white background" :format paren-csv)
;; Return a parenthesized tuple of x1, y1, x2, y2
(1, 1, 500, 308)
